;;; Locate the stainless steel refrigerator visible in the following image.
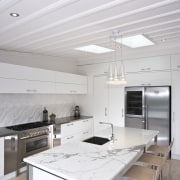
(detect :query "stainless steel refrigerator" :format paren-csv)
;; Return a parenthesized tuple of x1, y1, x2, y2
(125, 86, 171, 146)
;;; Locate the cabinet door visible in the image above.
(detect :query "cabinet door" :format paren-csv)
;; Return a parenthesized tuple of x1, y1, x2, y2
(124, 56, 170, 73)
(0, 62, 54, 82)
(61, 134, 81, 145)
(55, 83, 87, 94)
(109, 86, 125, 127)
(171, 71, 180, 158)
(171, 54, 180, 71)
(93, 76, 108, 133)
(61, 122, 80, 137)
(0, 78, 55, 94)
(55, 72, 87, 85)
(0, 137, 4, 177)
(126, 71, 171, 86)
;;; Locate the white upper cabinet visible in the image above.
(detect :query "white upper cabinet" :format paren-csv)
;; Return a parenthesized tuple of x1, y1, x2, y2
(0, 78, 55, 94)
(0, 62, 54, 82)
(55, 72, 87, 85)
(125, 71, 171, 86)
(78, 63, 109, 75)
(55, 83, 87, 94)
(55, 72, 87, 94)
(124, 56, 171, 73)
(171, 54, 180, 71)
(0, 62, 87, 94)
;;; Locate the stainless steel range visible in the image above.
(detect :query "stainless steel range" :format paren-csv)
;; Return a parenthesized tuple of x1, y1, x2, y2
(6, 122, 53, 172)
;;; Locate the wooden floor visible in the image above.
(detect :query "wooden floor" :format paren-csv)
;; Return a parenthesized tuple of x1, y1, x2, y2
(10, 159, 180, 180)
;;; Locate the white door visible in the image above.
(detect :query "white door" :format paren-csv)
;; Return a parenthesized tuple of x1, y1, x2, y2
(93, 76, 108, 133)
(171, 70, 180, 159)
(109, 85, 125, 127)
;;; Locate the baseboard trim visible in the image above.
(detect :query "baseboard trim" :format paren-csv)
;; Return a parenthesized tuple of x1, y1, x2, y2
(172, 154, 180, 160)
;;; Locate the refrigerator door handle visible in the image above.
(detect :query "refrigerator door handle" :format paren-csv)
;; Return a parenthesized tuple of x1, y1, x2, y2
(145, 105, 148, 129)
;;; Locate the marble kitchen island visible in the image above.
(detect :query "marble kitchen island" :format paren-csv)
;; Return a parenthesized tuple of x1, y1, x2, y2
(24, 127, 158, 180)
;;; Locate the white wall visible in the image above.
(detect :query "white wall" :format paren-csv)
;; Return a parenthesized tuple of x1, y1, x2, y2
(0, 50, 81, 127)
(0, 94, 79, 127)
(0, 50, 77, 74)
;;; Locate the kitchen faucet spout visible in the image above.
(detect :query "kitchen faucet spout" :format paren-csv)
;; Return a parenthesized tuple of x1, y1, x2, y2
(99, 122, 114, 142)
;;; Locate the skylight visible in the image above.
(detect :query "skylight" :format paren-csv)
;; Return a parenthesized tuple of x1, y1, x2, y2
(116, 35, 154, 48)
(75, 45, 114, 54)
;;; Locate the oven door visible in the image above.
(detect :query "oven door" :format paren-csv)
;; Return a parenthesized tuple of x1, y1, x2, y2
(19, 134, 50, 167)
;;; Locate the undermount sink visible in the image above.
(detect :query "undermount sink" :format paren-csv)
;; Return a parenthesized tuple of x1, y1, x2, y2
(83, 136, 110, 145)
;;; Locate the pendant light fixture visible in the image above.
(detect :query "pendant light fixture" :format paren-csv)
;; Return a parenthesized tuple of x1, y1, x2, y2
(107, 31, 127, 85)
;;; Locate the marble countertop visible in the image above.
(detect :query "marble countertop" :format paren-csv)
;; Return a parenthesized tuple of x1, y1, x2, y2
(24, 127, 158, 180)
(0, 127, 18, 137)
(54, 116, 93, 124)
(0, 116, 93, 137)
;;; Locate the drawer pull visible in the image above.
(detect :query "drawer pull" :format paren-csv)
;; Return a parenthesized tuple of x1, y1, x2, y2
(83, 131, 88, 134)
(67, 123, 73, 126)
(67, 136, 74, 139)
(82, 120, 88, 122)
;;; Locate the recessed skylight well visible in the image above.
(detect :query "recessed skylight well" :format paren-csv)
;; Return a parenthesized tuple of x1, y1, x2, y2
(75, 45, 114, 54)
(116, 35, 154, 48)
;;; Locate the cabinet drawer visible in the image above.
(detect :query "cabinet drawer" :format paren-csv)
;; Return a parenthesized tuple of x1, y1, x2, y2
(81, 130, 93, 141)
(80, 119, 92, 132)
(61, 121, 81, 137)
(61, 133, 82, 145)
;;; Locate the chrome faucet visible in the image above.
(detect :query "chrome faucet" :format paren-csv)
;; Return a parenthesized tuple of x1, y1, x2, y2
(99, 122, 114, 142)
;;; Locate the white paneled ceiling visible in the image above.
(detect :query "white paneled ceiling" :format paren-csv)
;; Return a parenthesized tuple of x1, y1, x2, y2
(0, 0, 180, 64)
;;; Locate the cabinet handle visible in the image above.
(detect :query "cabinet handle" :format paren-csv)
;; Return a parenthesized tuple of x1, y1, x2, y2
(82, 120, 88, 123)
(105, 107, 107, 116)
(173, 112, 175, 122)
(11, 137, 16, 151)
(26, 89, 37, 93)
(67, 123, 73, 126)
(141, 83, 151, 86)
(177, 65, 180, 68)
(141, 67, 151, 71)
(122, 108, 124, 118)
(67, 136, 74, 139)
(83, 131, 88, 134)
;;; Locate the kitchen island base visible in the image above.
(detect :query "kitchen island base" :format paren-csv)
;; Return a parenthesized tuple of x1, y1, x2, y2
(28, 165, 64, 180)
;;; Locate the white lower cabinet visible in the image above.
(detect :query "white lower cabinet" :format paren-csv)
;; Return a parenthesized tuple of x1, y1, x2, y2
(29, 166, 64, 180)
(171, 70, 180, 159)
(0, 137, 4, 177)
(61, 119, 93, 145)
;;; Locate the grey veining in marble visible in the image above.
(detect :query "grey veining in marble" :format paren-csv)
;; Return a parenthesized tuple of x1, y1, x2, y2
(24, 127, 159, 180)
(0, 94, 78, 127)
